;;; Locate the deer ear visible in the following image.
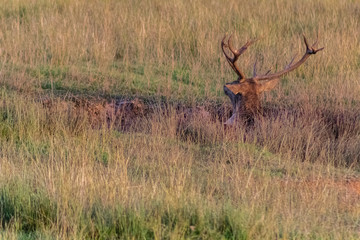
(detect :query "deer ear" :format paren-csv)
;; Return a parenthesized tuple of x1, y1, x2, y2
(225, 83, 248, 95)
(258, 79, 279, 93)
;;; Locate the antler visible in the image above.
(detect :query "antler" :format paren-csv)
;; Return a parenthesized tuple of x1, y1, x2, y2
(221, 35, 257, 80)
(254, 35, 324, 81)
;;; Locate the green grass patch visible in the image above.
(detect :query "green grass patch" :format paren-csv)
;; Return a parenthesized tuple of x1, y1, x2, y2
(0, 180, 57, 233)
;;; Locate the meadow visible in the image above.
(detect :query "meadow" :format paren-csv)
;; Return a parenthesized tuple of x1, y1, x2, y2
(0, 0, 359, 239)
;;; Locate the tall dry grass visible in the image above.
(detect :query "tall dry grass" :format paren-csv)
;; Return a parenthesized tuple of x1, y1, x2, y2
(0, 0, 359, 239)
(0, 0, 359, 101)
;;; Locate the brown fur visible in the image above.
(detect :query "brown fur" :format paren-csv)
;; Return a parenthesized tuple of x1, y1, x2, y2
(225, 78, 279, 116)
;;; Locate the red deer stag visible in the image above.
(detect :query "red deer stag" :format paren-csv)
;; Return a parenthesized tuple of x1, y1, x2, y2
(222, 35, 323, 125)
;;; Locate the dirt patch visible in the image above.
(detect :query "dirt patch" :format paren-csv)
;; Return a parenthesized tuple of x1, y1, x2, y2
(41, 95, 149, 131)
(40, 95, 360, 138)
(40, 95, 225, 131)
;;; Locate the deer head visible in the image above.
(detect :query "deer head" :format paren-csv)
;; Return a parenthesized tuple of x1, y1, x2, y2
(222, 35, 324, 125)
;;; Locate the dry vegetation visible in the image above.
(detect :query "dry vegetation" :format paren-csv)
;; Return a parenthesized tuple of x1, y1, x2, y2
(0, 0, 360, 239)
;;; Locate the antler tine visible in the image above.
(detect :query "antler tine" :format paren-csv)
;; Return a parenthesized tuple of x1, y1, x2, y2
(285, 54, 297, 70)
(228, 36, 258, 61)
(312, 32, 322, 48)
(314, 46, 325, 53)
(222, 35, 237, 70)
(222, 35, 244, 79)
(221, 35, 231, 59)
(303, 35, 310, 51)
(221, 34, 257, 80)
(312, 36, 318, 48)
(264, 69, 271, 75)
(253, 58, 258, 77)
(254, 35, 324, 81)
(304, 35, 324, 54)
(311, 36, 324, 53)
(227, 35, 241, 62)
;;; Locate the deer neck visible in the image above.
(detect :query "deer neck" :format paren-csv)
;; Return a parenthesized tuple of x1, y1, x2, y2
(242, 92, 261, 115)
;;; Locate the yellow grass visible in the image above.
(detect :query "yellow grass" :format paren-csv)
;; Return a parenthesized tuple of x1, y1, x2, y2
(0, 0, 359, 239)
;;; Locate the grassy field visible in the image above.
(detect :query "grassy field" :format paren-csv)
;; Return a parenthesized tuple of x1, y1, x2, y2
(0, 0, 360, 239)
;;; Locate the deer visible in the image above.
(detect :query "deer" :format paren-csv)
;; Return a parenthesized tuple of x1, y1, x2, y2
(222, 35, 324, 125)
